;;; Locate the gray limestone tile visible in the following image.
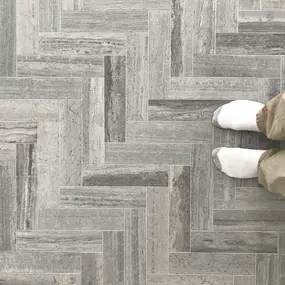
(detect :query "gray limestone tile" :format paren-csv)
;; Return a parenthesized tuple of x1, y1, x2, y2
(36, 122, 60, 210)
(0, 273, 81, 285)
(0, 99, 59, 122)
(59, 99, 82, 186)
(82, 253, 103, 285)
(104, 56, 126, 142)
(258, 78, 281, 103)
(238, 11, 285, 33)
(169, 166, 190, 252)
(83, 164, 168, 187)
(16, 144, 37, 230)
(105, 143, 192, 165)
(126, 121, 212, 143)
(169, 252, 255, 275)
(127, 33, 148, 121)
(62, 10, 148, 32)
(216, 0, 237, 33)
(82, 78, 105, 165)
(103, 231, 124, 285)
(147, 187, 169, 273)
(168, 77, 259, 100)
(171, 0, 193, 77)
(280, 232, 285, 254)
(149, 10, 171, 99)
(0, 0, 16, 76)
(261, 0, 285, 10)
(148, 275, 234, 285)
(125, 209, 146, 285)
(281, 255, 285, 285)
(191, 231, 278, 253)
(234, 276, 255, 285)
(239, 0, 260, 10)
(213, 126, 236, 210)
(216, 33, 285, 55)
(191, 144, 212, 231)
(192, 0, 215, 54)
(0, 144, 16, 251)
(0, 77, 84, 99)
(39, 33, 126, 56)
(16, 0, 39, 56)
(62, 0, 82, 10)
(281, 56, 285, 91)
(149, 100, 226, 121)
(235, 187, 285, 210)
(0, 252, 80, 273)
(256, 254, 278, 285)
(39, 0, 61, 32)
(16, 230, 103, 252)
(0, 122, 37, 143)
(214, 210, 285, 231)
(60, 186, 146, 208)
(193, 55, 281, 78)
(39, 209, 124, 230)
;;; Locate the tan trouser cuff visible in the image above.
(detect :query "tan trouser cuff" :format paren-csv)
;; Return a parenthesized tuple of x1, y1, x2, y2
(256, 105, 267, 134)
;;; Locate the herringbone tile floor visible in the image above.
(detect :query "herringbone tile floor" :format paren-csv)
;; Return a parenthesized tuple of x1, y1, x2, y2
(0, 0, 285, 284)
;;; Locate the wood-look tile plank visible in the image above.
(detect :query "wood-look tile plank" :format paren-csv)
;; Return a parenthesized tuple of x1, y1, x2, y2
(193, 55, 281, 77)
(147, 187, 169, 273)
(39, 209, 124, 230)
(258, 78, 281, 103)
(261, 0, 285, 10)
(0, 0, 16, 76)
(216, 0, 237, 33)
(126, 121, 212, 143)
(171, 0, 193, 77)
(280, 232, 285, 254)
(191, 231, 278, 253)
(39, 0, 61, 32)
(103, 231, 124, 285)
(281, 255, 285, 285)
(149, 11, 171, 99)
(62, 10, 148, 32)
(234, 276, 255, 285)
(59, 99, 82, 186)
(82, 253, 103, 285)
(169, 252, 255, 275)
(256, 254, 278, 285)
(16, 144, 37, 230)
(104, 56, 126, 142)
(83, 164, 168, 187)
(62, 0, 82, 10)
(169, 166, 190, 252)
(105, 143, 192, 165)
(83, 77, 105, 165)
(282, 56, 285, 91)
(0, 122, 37, 143)
(16, 230, 103, 252)
(127, 33, 148, 121)
(239, 0, 260, 10)
(125, 209, 146, 285)
(191, 144, 212, 231)
(60, 186, 146, 208)
(214, 210, 285, 231)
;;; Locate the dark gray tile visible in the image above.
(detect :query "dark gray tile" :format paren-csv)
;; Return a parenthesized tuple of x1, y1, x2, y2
(83, 164, 168, 187)
(169, 252, 255, 275)
(105, 56, 126, 142)
(39, 0, 61, 32)
(256, 254, 278, 285)
(103, 231, 124, 285)
(216, 0, 237, 33)
(169, 166, 190, 252)
(239, 0, 260, 10)
(193, 54, 281, 77)
(82, 253, 103, 285)
(191, 231, 278, 253)
(234, 276, 255, 285)
(258, 78, 281, 103)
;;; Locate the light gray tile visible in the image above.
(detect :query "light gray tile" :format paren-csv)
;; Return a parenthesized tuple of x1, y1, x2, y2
(216, 0, 237, 33)
(16, 230, 103, 252)
(256, 254, 278, 285)
(60, 186, 146, 208)
(258, 78, 281, 103)
(169, 252, 255, 275)
(281, 255, 285, 284)
(234, 276, 255, 285)
(239, 0, 260, 10)
(82, 253, 103, 285)
(280, 232, 285, 254)
(39, 0, 61, 32)
(39, 209, 124, 230)
(261, 0, 285, 10)
(103, 231, 124, 285)
(147, 187, 169, 273)
(149, 11, 171, 99)
(169, 166, 190, 252)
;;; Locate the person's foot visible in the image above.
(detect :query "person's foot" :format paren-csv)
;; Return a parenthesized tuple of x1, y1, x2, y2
(212, 147, 266, 179)
(212, 100, 264, 132)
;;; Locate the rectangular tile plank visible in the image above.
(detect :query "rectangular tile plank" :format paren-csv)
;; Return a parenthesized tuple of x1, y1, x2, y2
(82, 253, 103, 285)
(39, 0, 61, 32)
(104, 56, 126, 142)
(234, 276, 255, 285)
(256, 254, 278, 285)
(169, 166, 190, 252)
(16, 230, 103, 252)
(239, 0, 260, 10)
(149, 11, 171, 99)
(126, 121, 212, 143)
(169, 252, 255, 275)
(147, 187, 169, 273)
(62, 0, 82, 10)
(258, 78, 281, 103)
(39, 209, 124, 230)
(60, 186, 146, 208)
(280, 232, 285, 254)
(281, 255, 285, 285)
(216, 0, 237, 33)
(261, 0, 285, 9)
